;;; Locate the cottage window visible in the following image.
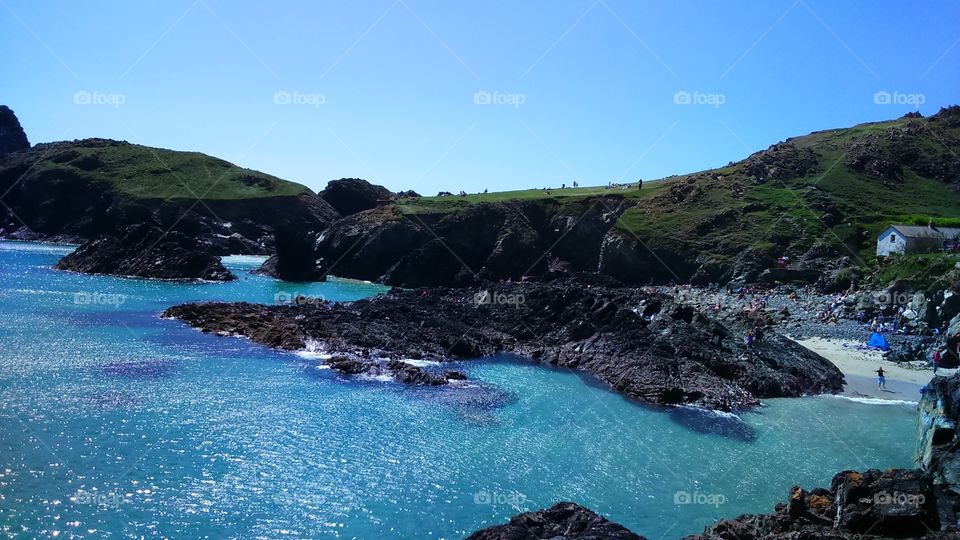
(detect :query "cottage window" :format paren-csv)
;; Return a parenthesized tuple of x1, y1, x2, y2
(890, 234, 896, 242)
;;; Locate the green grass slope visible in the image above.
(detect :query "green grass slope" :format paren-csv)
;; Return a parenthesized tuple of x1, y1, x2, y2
(616, 109, 960, 265)
(17, 138, 310, 200)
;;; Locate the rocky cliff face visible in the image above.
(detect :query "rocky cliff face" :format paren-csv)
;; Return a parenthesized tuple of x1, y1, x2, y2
(917, 374, 960, 487)
(312, 196, 636, 286)
(0, 106, 29, 155)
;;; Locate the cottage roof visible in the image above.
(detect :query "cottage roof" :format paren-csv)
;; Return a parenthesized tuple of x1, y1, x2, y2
(881, 224, 960, 240)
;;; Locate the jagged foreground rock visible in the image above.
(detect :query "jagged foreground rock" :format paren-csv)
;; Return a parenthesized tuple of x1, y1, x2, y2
(56, 224, 236, 281)
(163, 280, 843, 410)
(465, 502, 647, 540)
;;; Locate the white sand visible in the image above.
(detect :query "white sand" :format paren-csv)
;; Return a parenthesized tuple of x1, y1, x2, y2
(792, 337, 954, 401)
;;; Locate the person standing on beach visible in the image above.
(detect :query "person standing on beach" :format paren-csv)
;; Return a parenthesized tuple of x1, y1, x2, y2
(876, 366, 886, 389)
(933, 349, 941, 375)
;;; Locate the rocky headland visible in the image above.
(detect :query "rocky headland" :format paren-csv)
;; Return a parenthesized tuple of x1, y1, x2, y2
(0, 131, 339, 254)
(55, 223, 236, 281)
(163, 280, 844, 410)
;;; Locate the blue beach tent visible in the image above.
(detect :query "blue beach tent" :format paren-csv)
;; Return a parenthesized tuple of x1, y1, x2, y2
(867, 332, 890, 351)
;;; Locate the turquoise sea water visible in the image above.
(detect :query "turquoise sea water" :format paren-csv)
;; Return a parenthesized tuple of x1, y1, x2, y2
(0, 241, 920, 539)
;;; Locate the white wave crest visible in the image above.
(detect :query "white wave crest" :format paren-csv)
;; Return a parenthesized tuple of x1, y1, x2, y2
(827, 395, 918, 406)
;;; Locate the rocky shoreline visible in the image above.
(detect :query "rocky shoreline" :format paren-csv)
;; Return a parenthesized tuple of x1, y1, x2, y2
(160, 276, 960, 538)
(163, 279, 844, 411)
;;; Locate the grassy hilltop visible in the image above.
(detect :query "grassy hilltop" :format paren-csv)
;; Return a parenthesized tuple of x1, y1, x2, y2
(399, 107, 960, 269)
(6, 138, 310, 201)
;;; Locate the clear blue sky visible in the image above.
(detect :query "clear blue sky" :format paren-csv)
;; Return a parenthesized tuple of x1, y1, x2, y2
(2, 0, 958, 195)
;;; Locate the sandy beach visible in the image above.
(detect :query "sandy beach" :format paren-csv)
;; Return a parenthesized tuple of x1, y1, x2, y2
(793, 337, 954, 403)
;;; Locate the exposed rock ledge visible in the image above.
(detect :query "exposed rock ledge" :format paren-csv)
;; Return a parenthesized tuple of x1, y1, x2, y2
(162, 280, 843, 410)
(55, 223, 236, 281)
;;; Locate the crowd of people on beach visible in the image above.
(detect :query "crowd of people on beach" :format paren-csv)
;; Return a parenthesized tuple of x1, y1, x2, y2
(667, 280, 958, 384)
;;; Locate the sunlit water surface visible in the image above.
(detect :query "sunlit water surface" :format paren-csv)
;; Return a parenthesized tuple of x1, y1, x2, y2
(0, 241, 919, 538)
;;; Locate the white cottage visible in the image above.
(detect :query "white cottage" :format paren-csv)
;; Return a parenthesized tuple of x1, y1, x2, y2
(876, 224, 960, 257)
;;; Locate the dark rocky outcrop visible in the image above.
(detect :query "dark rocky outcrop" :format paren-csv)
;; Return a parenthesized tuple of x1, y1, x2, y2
(323, 355, 462, 385)
(162, 280, 844, 410)
(846, 132, 904, 183)
(0, 106, 29, 155)
(255, 222, 324, 281)
(319, 178, 395, 216)
(465, 502, 646, 540)
(55, 223, 236, 281)
(685, 469, 942, 539)
(310, 196, 634, 287)
(742, 142, 819, 183)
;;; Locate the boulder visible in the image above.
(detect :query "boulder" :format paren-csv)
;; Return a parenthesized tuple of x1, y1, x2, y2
(385, 360, 448, 385)
(832, 469, 937, 536)
(687, 469, 940, 539)
(319, 178, 395, 216)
